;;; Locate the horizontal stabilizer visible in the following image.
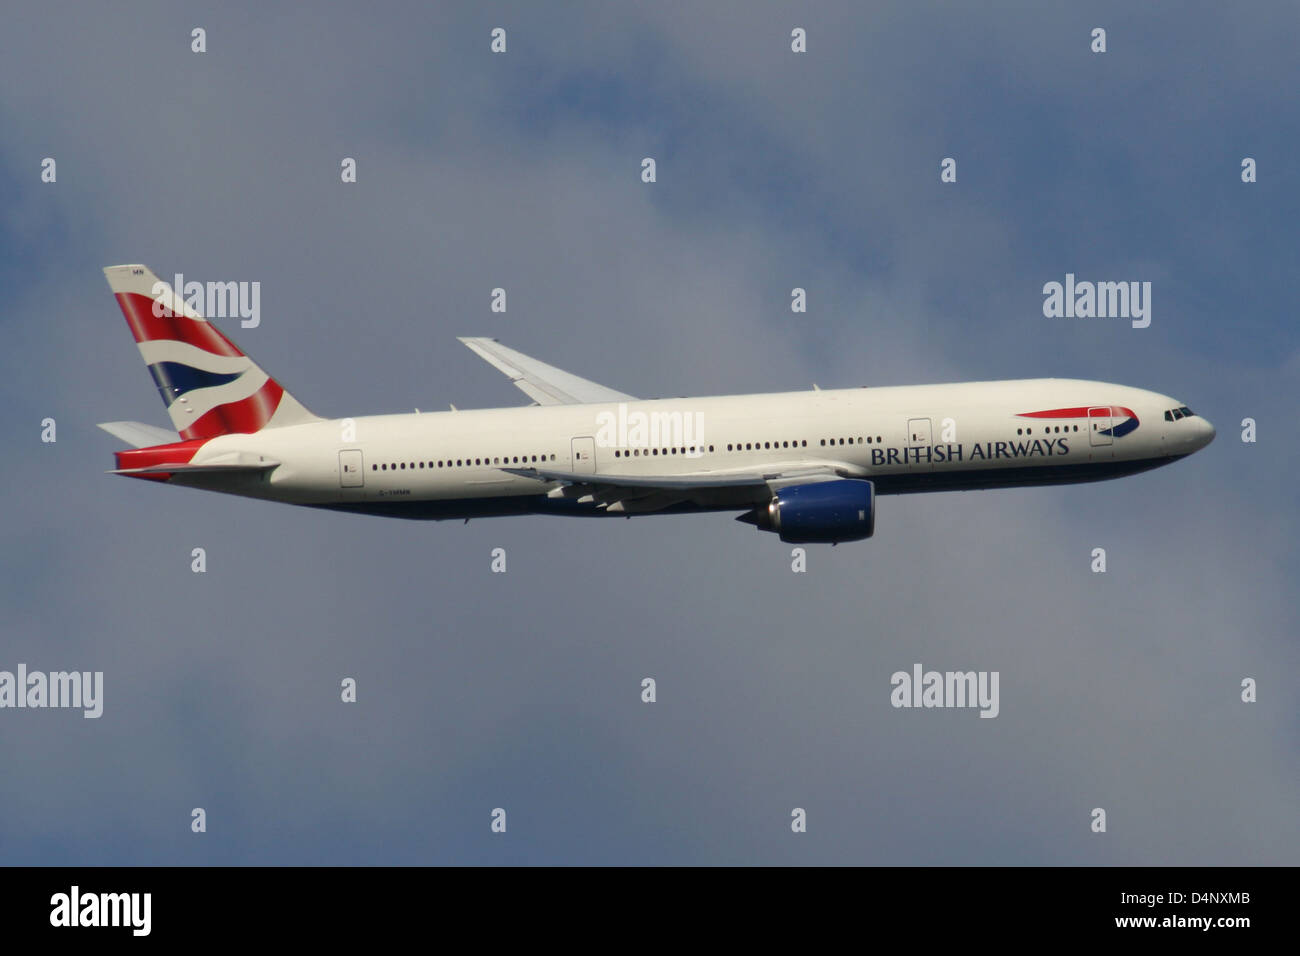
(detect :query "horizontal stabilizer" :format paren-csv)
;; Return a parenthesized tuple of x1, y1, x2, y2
(111, 457, 279, 476)
(98, 420, 182, 448)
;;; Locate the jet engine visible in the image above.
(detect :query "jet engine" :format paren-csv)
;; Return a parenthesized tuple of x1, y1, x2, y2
(739, 478, 876, 543)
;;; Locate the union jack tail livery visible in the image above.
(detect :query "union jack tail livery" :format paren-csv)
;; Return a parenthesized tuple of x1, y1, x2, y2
(102, 265, 318, 440)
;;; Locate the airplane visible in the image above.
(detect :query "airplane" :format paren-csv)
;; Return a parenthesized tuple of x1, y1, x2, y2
(98, 264, 1215, 544)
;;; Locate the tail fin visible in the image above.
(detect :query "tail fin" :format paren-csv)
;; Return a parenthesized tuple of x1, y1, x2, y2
(103, 265, 320, 440)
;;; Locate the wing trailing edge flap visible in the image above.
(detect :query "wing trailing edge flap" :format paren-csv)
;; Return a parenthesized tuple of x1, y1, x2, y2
(502, 463, 856, 512)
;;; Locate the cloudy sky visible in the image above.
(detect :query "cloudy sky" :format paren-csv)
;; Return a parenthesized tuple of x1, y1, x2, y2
(2, 1, 1295, 864)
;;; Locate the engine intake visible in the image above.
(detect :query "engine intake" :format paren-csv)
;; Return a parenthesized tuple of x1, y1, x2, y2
(741, 478, 876, 543)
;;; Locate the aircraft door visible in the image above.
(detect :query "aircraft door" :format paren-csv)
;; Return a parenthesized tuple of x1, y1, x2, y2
(571, 436, 597, 474)
(906, 417, 934, 470)
(339, 449, 364, 487)
(1088, 407, 1113, 447)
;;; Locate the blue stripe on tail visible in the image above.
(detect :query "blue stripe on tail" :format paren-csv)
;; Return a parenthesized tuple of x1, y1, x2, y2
(147, 362, 243, 407)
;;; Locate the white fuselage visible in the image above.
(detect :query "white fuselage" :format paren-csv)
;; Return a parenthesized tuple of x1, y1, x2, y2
(174, 377, 1214, 521)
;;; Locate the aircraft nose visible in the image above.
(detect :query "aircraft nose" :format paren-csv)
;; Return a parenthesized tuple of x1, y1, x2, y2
(1196, 416, 1216, 449)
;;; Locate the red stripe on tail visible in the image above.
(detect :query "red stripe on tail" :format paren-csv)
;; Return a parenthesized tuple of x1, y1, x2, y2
(179, 378, 285, 440)
(114, 292, 245, 357)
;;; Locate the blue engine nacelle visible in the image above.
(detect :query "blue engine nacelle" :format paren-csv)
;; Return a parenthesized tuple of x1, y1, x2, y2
(742, 478, 876, 543)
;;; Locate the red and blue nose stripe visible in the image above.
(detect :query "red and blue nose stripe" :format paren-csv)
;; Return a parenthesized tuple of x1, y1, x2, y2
(1016, 405, 1140, 438)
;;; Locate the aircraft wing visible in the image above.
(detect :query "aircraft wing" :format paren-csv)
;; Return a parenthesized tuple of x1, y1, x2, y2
(459, 337, 636, 405)
(500, 462, 855, 513)
(98, 421, 182, 448)
(501, 466, 776, 490)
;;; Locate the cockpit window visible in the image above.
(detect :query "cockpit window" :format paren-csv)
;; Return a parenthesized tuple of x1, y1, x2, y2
(1164, 410, 1173, 422)
(1178, 406, 1194, 417)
